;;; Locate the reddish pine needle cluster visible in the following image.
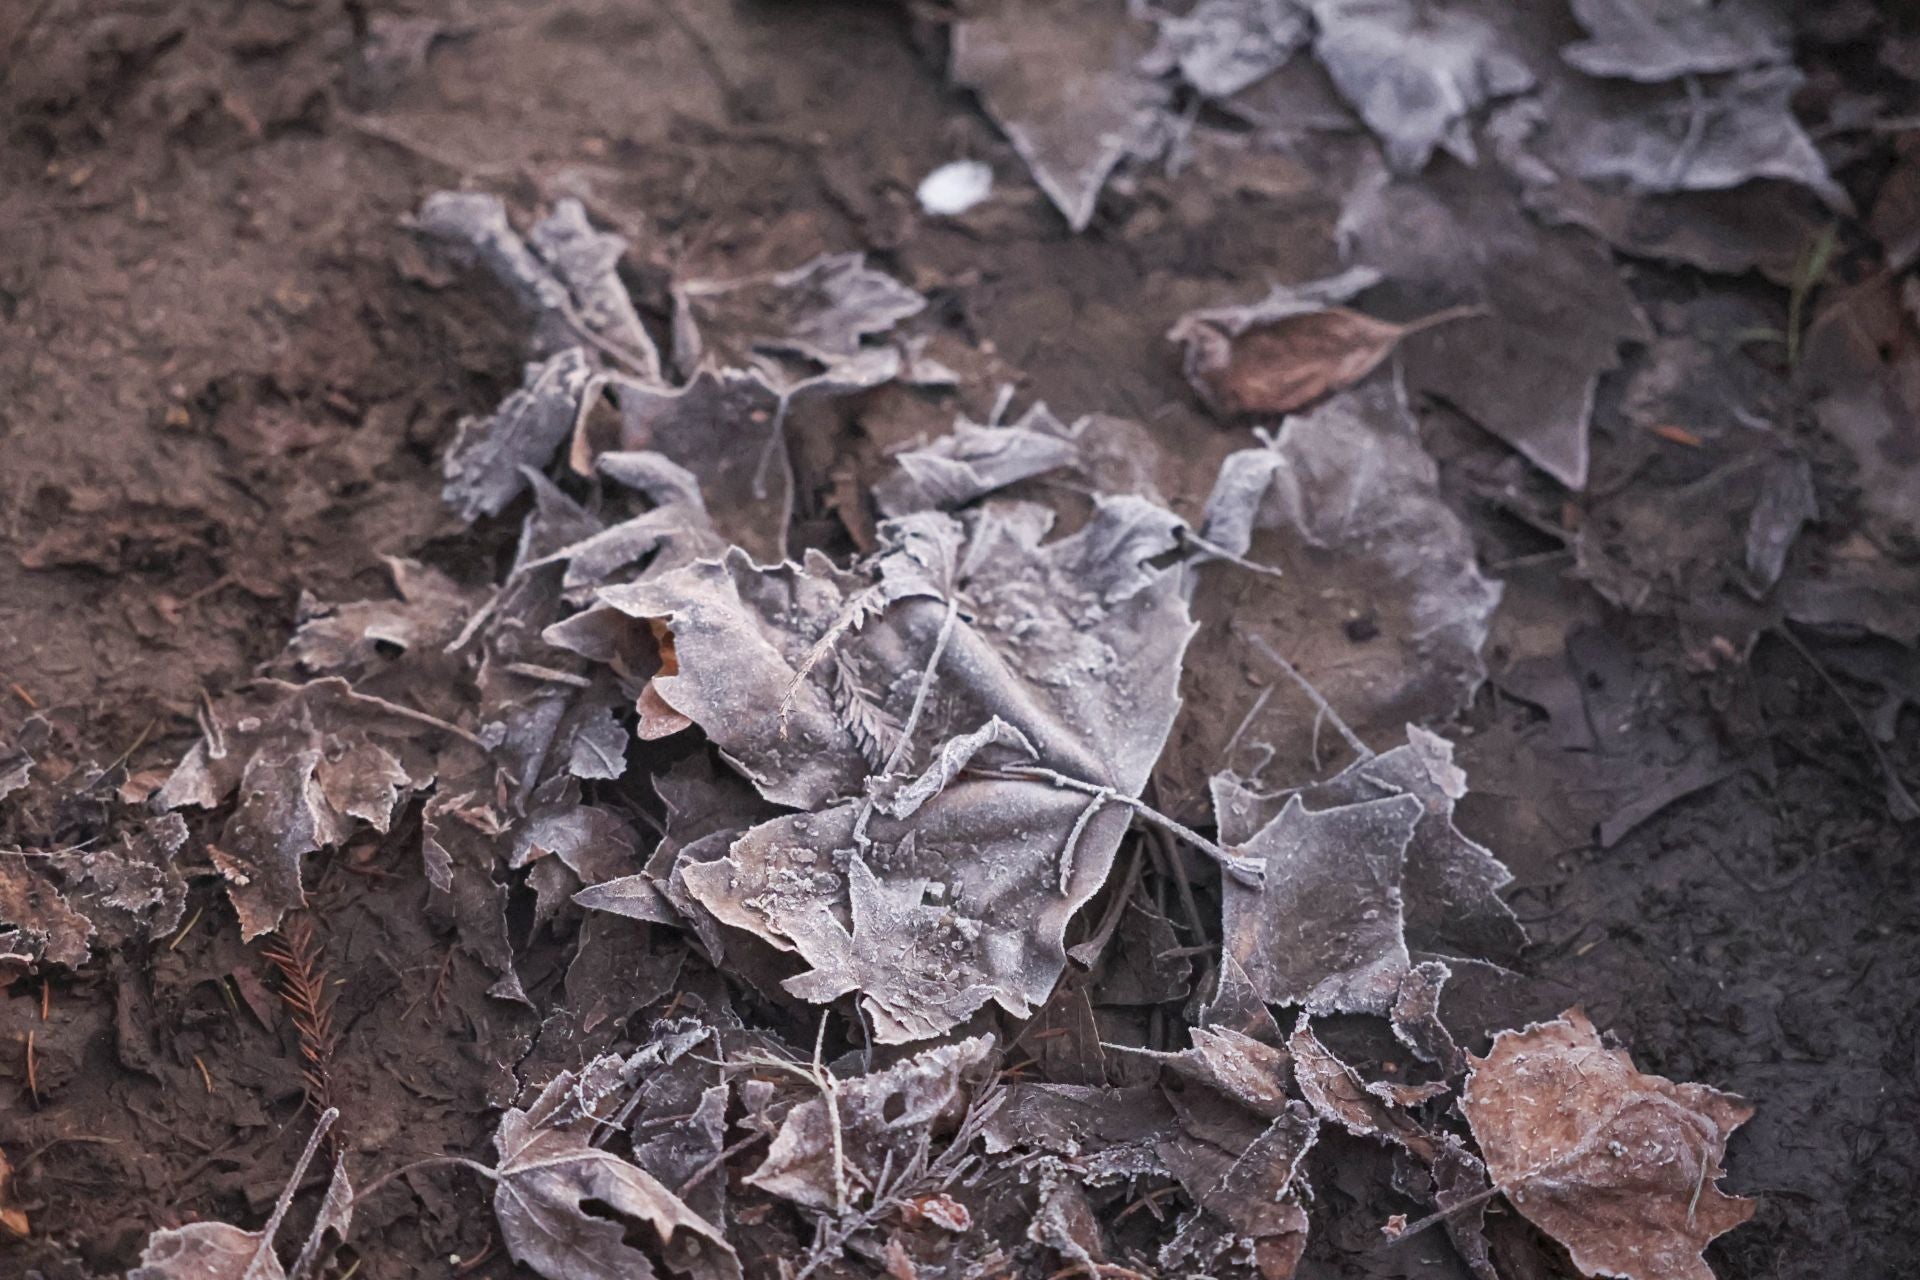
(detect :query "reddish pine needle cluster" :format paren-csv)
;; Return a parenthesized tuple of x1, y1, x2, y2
(259, 913, 340, 1127)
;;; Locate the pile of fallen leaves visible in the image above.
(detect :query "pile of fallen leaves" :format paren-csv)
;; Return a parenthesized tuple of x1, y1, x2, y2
(9, 0, 1920, 1276)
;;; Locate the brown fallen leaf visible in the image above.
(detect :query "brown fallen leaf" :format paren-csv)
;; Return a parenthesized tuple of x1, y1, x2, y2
(1172, 269, 1480, 417)
(491, 1061, 734, 1280)
(637, 621, 693, 741)
(1461, 1008, 1755, 1280)
(0, 1144, 27, 1239)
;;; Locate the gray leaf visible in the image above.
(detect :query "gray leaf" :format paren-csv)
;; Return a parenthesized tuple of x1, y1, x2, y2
(1563, 0, 1789, 83)
(951, 0, 1173, 231)
(1222, 791, 1423, 1013)
(1151, 0, 1311, 99)
(444, 348, 599, 523)
(1308, 0, 1534, 172)
(492, 1063, 733, 1280)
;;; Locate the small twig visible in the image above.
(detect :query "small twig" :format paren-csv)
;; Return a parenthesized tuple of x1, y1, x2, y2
(168, 905, 206, 951)
(1241, 631, 1372, 762)
(234, 1108, 340, 1277)
(1775, 624, 1920, 820)
(988, 765, 1263, 885)
(1379, 1182, 1505, 1244)
(1221, 683, 1275, 766)
(815, 1013, 850, 1214)
(881, 595, 961, 778)
(676, 1130, 769, 1197)
(351, 1155, 499, 1206)
(1181, 529, 1287, 579)
(453, 1236, 497, 1276)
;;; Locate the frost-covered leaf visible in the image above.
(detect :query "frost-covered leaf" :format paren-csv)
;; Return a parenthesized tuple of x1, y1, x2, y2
(1128, 1025, 1294, 1118)
(748, 1035, 995, 1211)
(492, 1062, 733, 1280)
(415, 191, 660, 377)
(1307, 0, 1534, 172)
(1391, 958, 1463, 1072)
(951, 0, 1173, 230)
(646, 503, 1193, 1040)
(0, 850, 93, 969)
(1222, 791, 1422, 1013)
(607, 371, 791, 566)
(130, 1220, 286, 1280)
(289, 557, 479, 673)
(1160, 374, 1501, 814)
(443, 347, 599, 523)
(1150, 0, 1310, 99)
(159, 680, 449, 938)
(577, 501, 1194, 1039)
(1462, 1008, 1756, 1280)
(1158, 1102, 1317, 1277)
(1337, 156, 1648, 489)
(1298, 728, 1524, 961)
(671, 253, 924, 394)
(0, 715, 45, 802)
(527, 450, 726, 592)
(288, 1156, 353, 1280)
(872, 404, 1082, 518)
(1288, 1016, 1441, 1158)
(1562, 0, 1788, 82)
(1539, 67, 1846, 209)
(527, 197, 662, 380)
(622, 1022, 741, 1280)
(47, 812, 189, 947)
(876, 716, 1036, 819)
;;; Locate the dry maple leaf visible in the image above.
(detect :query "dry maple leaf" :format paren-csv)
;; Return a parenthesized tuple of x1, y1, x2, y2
(1461, 1008, 1755, 1280)
(491, 1063, 733, 1280)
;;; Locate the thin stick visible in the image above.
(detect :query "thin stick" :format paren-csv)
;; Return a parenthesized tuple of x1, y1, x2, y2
(676, 1130, 769, 1197)
(258, 1110, 339, 1258)
(1221, 684, 1275, 766)
(1241, 632, 1372, 762)
(1378, 1182, 1504, 1244)
(880, 595, 960, 778)
(1182, 530, 1288, 579)
(351, 1155, 499, 1206)
(1775, 623, 1920, 820)
(989, 765, 1263, 885)
(813, 1012, 850, 1214)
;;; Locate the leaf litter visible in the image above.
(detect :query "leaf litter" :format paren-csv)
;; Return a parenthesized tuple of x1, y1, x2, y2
(23, 4, 1920, 1275)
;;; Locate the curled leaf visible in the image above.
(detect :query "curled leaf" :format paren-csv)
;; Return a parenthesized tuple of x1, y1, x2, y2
(1462, 1008, 1756, 1280)
(492, 1062, 734, 1280)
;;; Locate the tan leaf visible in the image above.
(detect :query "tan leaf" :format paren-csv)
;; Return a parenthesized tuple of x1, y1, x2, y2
(1461, 1008, 1755, 1280)
(492, 1065, 732, 1280)
(1199, 307, 1411, 415)
(0, 1145, 28, 1240)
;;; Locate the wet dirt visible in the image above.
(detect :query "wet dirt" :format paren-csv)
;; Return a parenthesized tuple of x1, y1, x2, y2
(1, 2, 1916, 1278)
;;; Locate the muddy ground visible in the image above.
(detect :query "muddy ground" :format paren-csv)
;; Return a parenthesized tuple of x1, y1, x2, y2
(2, 2, 1917, 1278)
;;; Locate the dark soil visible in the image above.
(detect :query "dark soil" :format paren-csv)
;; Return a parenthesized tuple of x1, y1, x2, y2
(2, 3, 1916, 1279)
